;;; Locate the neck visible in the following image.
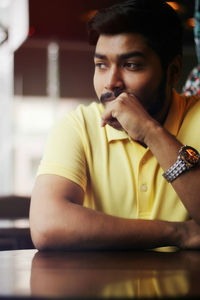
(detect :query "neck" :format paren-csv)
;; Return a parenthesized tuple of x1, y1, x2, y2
(155, 89, 173, 126)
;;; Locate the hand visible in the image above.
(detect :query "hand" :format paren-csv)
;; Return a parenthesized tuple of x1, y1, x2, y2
(177, 220, 200, 250)
(101, 92, 157, 143)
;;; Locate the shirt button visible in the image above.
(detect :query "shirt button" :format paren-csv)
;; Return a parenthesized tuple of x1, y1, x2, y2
(141, 184, 148, 192)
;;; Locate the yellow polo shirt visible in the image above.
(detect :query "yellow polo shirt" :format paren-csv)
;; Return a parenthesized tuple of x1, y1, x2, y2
(37, 89, 200, 221)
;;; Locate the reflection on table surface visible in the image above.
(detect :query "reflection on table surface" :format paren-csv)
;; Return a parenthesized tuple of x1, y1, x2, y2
(0, 249, 200, 299)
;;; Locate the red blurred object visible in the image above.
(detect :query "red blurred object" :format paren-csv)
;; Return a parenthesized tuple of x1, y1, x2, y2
(28, 26, 35, 37)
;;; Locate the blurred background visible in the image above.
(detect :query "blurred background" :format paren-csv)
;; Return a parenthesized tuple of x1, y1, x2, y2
(0, 0, 198, 197)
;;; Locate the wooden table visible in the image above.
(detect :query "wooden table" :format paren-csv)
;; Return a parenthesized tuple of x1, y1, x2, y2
(0, 249, 200, 299)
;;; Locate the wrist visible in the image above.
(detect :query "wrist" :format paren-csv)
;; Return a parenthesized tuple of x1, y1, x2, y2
(169, 222, 184, 249)
(143, 119, 163, 147)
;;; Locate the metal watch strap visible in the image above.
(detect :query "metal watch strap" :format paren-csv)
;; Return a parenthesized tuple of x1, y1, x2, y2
(162, 156, 188, 183)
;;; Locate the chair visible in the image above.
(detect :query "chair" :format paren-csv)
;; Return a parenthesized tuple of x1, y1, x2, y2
(0, 195, 34, 250)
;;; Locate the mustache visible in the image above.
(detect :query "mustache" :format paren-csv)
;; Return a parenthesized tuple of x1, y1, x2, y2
(100, 90, 123, 104)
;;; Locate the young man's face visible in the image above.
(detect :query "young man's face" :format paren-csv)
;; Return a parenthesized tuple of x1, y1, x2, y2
(93, 33, 170, 123)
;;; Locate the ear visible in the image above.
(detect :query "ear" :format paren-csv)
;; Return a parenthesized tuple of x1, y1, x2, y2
(167, 55, 182, 87)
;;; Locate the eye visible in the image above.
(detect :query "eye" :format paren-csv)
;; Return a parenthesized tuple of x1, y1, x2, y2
(94, 62, 107, 70)
(123, 62, 142, 70)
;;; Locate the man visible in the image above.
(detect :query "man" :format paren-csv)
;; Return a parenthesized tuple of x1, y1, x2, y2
(30, 0, 200, 251)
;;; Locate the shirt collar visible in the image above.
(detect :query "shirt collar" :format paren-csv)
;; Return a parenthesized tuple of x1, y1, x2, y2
(163, 89, 187, 136)
(106, 125, 130, 142)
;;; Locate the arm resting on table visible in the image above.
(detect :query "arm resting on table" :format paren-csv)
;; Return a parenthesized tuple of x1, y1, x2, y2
(30, 174, 200, 251)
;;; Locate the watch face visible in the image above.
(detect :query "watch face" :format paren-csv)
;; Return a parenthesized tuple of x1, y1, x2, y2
(180, 146, 200, 167)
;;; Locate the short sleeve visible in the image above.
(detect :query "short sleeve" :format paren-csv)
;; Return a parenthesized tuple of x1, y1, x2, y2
(37, 112, 87, 191)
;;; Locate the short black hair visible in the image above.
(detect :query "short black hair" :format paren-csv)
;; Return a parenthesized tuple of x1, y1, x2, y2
(88, 0, 182, 69)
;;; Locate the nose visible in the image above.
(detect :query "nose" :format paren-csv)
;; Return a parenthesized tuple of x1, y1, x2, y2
(105, 66, 125, 91)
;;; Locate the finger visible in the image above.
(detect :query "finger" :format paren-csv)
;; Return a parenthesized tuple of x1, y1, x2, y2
(101, 117, 120, 129)
(117, 91, 138, 104)
(101, 115, 117, 127)
(101, 119, 107, 127)
(101, 105, 114, 125)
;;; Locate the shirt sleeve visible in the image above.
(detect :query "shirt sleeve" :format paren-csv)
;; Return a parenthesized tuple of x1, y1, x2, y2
(37, 112, 87, 191)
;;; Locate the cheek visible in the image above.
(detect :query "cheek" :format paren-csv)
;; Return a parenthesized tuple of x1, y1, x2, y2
(93, 72, 103, 98)
(127, 71, 162, 98)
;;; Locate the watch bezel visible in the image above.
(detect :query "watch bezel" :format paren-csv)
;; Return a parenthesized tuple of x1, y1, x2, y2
(179, 146, 200, 167)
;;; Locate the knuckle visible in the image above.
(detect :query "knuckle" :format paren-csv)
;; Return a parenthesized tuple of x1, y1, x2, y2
(112, 110, 117, 118)
(118, 92, 127, 99)
(118, 97, 126, 106)
(117, 92, 128, 104)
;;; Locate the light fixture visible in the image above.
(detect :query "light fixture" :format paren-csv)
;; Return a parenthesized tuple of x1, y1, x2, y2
(167, 2, 186, 13)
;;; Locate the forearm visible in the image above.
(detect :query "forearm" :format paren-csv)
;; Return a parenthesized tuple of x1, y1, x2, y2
(30, 197, 179, 251)
(144, 120, 200, 223)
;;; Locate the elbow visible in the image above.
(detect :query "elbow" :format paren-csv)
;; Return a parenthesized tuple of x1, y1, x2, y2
(29, 205, 62, 251)
(30, 217, 77, 251)
(29, 199, 82, 251)
(30, 222, 53, 251)
(30, 213, 63, 251)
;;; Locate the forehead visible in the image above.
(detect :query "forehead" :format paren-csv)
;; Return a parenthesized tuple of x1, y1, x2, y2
(95, 33, 152, 57)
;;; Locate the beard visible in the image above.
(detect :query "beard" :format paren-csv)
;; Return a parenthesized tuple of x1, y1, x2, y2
(144, 73, 168, 123)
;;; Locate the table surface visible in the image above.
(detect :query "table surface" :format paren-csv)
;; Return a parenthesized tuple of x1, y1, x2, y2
(0, 248, 200, 299)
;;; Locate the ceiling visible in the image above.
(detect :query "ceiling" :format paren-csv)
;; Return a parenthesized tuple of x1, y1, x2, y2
(28, 0, 120, 42)
(28, 0, 196, 45)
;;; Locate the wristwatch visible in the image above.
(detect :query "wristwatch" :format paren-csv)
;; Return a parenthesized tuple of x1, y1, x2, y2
(162, 145, 200, 183)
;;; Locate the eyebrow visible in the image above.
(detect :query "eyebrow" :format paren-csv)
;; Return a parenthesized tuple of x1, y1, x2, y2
(94, 51, 145, 60)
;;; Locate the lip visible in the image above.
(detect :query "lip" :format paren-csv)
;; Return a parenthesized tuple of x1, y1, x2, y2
(100, 90, 123, 104)
(100, 96, 117, 104)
